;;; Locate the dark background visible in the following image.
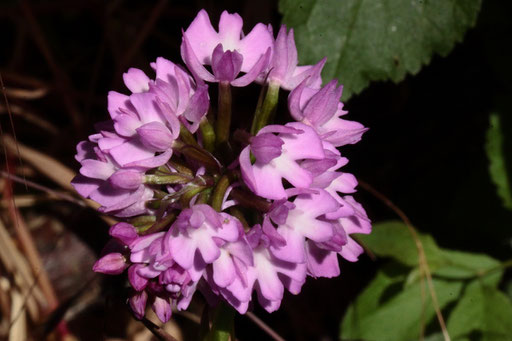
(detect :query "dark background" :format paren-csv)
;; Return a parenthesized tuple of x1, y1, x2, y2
(1, 0, 511, 340)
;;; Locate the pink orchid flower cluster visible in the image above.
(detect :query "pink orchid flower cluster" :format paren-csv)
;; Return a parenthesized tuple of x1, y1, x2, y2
(71, 9, 371, 323)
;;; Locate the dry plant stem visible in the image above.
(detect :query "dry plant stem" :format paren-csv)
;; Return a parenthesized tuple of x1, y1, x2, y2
(0, 73, 26, 188)
(0, 103, 59, 135)
(115, 0, 168, 78)
(246, 312, 286, 341)
(140, 316, 178, 341)
(1, 135, 75, 191)
(19, 0, 82, 131)
(0, 219, 45, 320)
(0, 171, 85, 207)
(9, 289, 27, 341)
(358, 180, 451, 341)
(4, 183, 59, 314)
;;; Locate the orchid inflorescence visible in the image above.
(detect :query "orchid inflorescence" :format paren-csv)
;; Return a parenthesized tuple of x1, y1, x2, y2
(71, 9, 371, 323)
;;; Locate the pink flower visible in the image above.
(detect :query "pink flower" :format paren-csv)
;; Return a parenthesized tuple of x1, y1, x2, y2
(289, 80, 368, 147)
(239, 122, 325, 200)
(263, 25, 325, 90)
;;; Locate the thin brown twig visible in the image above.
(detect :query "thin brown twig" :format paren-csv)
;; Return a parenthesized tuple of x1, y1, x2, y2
(19, 0, 82, 131)
(358, 180, 451, 341)
(246, 312, 286, 341)
(0, 72, 26, 190)
(0, 170, 86, 207)
(4, 177, 59, 314)
(140, 316, 178, 341)
(115, 0, 168, 78)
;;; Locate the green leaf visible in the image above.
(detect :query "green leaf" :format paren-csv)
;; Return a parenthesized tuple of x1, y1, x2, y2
(447, 280, 512, 341)
(358, 221, 502, 282)
(279, 0, 482, 100)
(486, 112, 512, 210)
(206, 303, 235, 341)
(434, 249, 501, 282)
(341, 270, 463, 341)
(357, 220, 444, 268)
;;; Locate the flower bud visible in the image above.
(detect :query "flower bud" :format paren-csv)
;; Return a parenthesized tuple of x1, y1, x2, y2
(93, 252, 128, 274)
(108, 170, 142, 190)
(136, 121, 174, 151)
(251, 133, 284, 164)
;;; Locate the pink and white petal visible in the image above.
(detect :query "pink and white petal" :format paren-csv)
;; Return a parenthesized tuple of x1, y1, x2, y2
(212, 250, 236, 288)
(255, 256, 283, 301)
(152, 297, 172, 323)
(183, 10, 220, 64)
(123, 68, 150, 93)
(71, 175, 101, 197)
(230, 48, 271, 87)
(281, 122, 324, 160)
(152, 57, 178, 83)
(238, 23, 274, 72)
(239, 147, 286, 200)
(339, 237, 364, 262)
(217, 11, 243, 51)
(80, 159, 116, 180)
(306, 241, 340, 278)
(170, 236, 197, 269)
(270, 227, 305, 263)
(107, 91, 129, 119)
(130, 92, 164, 123)
(180, 35, 218, 82)
(273, 156, 313, 190)
(114, 113, 141, 137)
(97, 185, 145, 213)
(109, 140, 155, 167)
(196, 233, 221, 264)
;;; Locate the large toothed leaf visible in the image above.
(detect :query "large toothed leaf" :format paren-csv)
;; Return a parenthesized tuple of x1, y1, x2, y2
(279, 0, 482, 100)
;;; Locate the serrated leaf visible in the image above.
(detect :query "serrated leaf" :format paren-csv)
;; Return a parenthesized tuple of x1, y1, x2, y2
(341, 271, 463, 341)
(434, 249, 501, 282)
(279, 0, 482, 100)
(357, 220, 444, 268)
(486, 113, 512, 210)
(357, 221, 502, 283)
(447, 280, 512, 341)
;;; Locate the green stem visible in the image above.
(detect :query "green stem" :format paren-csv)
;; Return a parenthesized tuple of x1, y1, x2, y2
(144, 174, 193, 185)
(139, 212, 177, 235)
(211, 175, 230, 212)
(206, 302, 235, 341)
(200, 117, 216, 153)
(250, 82, 280, 135)
(216, 82, 232, 146)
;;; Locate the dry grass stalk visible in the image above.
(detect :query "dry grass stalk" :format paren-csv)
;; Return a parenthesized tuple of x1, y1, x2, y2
(8, 288, 27, 341)
(0, 218, 45, 320)
(2, 135, 74, 191)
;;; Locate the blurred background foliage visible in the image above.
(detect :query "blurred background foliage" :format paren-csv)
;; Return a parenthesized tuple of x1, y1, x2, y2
(0, 0, 511, 340)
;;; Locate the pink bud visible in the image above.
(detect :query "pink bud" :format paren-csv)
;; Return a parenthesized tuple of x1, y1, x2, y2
(129, 291, 148, 320)
(128, 265, 148, 291)
(109, 222, 138, 245)
(152, 296, 172, 323)
(93, 253, 128, 274)
(136, 121, 174, 151)
(108, 170, 142, 190)
(251, 133, 284, 164)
